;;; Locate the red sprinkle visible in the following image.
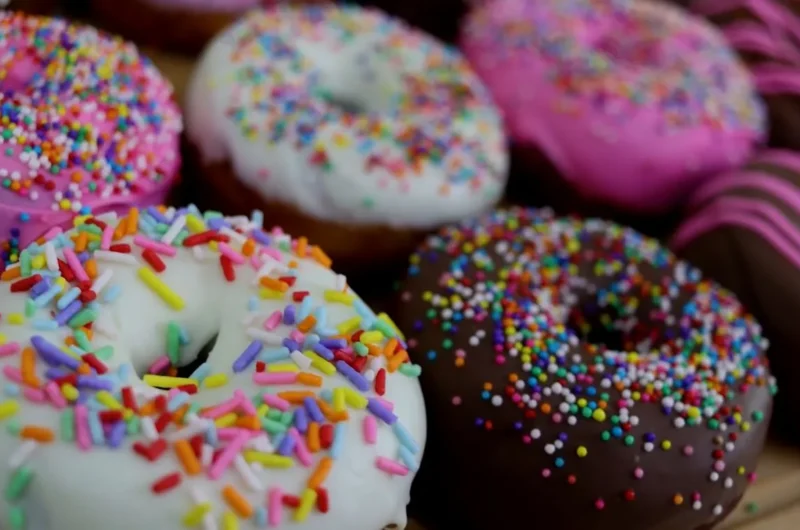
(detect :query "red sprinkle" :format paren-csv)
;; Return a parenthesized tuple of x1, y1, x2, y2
(99, 410, 123, 423)
(154, 412, 172, 433)
(319, 424, 334, 449)
(316, 487, 329, 513)
(121, 387, 139, 412)
(183, 231, 215, 247)
(81, 353, 107, 374)
(220, 255, 235, 282)
(279, 276, 297, 287)
(57, 259, 75, 282)
(178, 384, 198, 395)
(79, 289, 97, 304)
(151, 472, 182, 494)
(282, 495, 301, 508)
(153, 395, 167, 411)
(374, 368, 386, 396)
(10, 275, 42, 293)
(142, 249, 166, 273)
(292, 291, 310, 302)
(109, 244, 131, 253)
(189, 435, 203, 458)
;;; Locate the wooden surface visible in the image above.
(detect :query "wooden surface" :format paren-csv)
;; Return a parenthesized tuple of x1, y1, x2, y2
(147, 48, 800, 530)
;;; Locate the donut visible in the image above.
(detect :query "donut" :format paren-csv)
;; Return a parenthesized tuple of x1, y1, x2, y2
(460, 0, 765, 214)
(89, 0, 328, 55)
(0, 13, 183, 266)
(390, 207, 774, 530)
(688, 0, 800, 150)
(0, 204, 426, 529)
(671, 150, 800, 440)
(185, 5, 507, 271)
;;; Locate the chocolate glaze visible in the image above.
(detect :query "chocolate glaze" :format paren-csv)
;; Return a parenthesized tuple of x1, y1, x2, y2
(392, 207, 774, 530)
(672, 152, 800, 441)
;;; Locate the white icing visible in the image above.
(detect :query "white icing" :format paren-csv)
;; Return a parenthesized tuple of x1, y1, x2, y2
(185, 6, 508, 229)
(0, 211, 426, 529)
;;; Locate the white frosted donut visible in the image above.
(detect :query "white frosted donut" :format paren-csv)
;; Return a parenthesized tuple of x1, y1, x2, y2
(185, 5, 508, 229)
(0, 205, 426, 530)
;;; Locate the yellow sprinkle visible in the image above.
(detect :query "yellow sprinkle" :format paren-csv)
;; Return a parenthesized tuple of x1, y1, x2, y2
(31, 255, 45, 270)
(183, 502, 212, 527)
(96, 391, 123, 410)
(266, 363, 299, 373)
(137, 267, 185, 310)
(0, 400, 20, 419)
(294, 488, 317, 522)
(72, 215, 91, 227)
(332, 388, 346, 412)
(208, 241, 219, 252)
(323, 290, 354, 304)
(203, 373, 228, 389)
(221, 511, 239, 530)
(342, 388, 368, 409)
(54, 277, 67, 290)
(215, 413, 238, 428)
(0, 333, 6, 344)
(336, 316, 361, 335)
(185, 215, 206, 233)
(61, 384, 79, 402)
(256, 404, 270, 418)
(142, 375, 198, 389)
(259, 288, 285, 300)
(242, 451, 294, 468)
(7, 314, 25, 325)
(305, 352, 335, 376)
(359, 331, 383, 344)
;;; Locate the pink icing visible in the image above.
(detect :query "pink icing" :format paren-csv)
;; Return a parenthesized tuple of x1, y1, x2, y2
(0, 14, 182, 249)
(460, 0, 765, 212)
(673, 150, 800, 269)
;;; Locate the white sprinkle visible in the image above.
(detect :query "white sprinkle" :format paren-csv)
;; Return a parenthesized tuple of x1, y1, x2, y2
(200, 444, 214, 468)
(8, 440, 38, 469)
(252, 262, 275, 286)
(165, 418, 212, 442)
(160, 215, 186, 245)
(335, 274, 347, 291)
(44, 242, 58, 271)
(140, 416, 158, 441)
(234, 454, 264, 491)
(290, 350, 312, 371)
(220, 226, 248, 245)
(247, 434, 274, 453)
(94, 250, 138, 266)
(246, 328, 283, 345)
(90, 269, 113, 295)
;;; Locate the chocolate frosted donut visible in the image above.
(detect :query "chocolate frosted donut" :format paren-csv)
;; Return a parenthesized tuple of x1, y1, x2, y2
(672, 150, 800, 440)
(392, 207, 775, 530)
(690, 0, 800, 149)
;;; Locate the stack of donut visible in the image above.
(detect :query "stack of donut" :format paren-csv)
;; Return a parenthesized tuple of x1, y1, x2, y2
(0, 0, 792, 529)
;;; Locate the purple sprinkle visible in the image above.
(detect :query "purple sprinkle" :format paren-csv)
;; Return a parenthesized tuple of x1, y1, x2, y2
(107, 421, 127, 448)
(303, 397, 325, 423)
(30, 277, 52, 297)
(54, 300, 83, 326)
(76, 376, 114, 391)
(277, 432, 296, 456)
(320, 338, 346, 349)
(251, 230, 270, 245)
(146, 206, 169, 224)
(335, 361, 369, 392)
(312, 343, 334, 361)
(45, 367, 70, 380)
(207, 218, 228, 231)
(31, 335, 81, 370)
(232, 341, 263, 373)
(77, 251, 91, 263)
(283, 305, 296, 326)
(294, 407, 308, 433)
(367, 398, 398, 425)
(282, 338, 299, 351)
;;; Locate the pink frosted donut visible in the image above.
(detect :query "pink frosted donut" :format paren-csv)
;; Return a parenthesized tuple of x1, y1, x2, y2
(461, 0, 766, 212)
(0, 13, 182, 253)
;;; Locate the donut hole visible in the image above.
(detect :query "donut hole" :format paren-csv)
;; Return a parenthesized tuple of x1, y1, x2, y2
(566, 301, 628, 352)
(176, 332, 219, 378)
(320, 91, 367, 115)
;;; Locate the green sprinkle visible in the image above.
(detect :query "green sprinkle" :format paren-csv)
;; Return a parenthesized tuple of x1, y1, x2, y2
(94, 346, 114, 361)
(8, 506, 24, 530)
(60, 409, 75, 442)
(353, 343, 368, 357)
(260, 418, 288, 435)
(126, 416, 140, 436)
(68, 309, 98, 329)
(5, 466, 33, 501)
(398, 363, 421, 377)
(24, 299, 37, 318)
(6, 419, 21, 436)
(73, 330, 92, 351)
(166, 321, 181, 365)
(280, 411, 293, 425)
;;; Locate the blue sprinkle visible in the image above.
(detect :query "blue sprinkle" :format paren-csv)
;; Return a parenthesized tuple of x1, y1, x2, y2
(330, 423, 346, 459)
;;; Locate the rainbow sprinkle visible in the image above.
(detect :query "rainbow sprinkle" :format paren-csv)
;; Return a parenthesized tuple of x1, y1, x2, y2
(0, 204, 422, 529)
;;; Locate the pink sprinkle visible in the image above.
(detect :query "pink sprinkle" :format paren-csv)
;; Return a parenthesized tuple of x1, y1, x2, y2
(268, 487, 283, 526)
(22, 387, 46, 403)
(63, 248, 89, 283)
(363, 416, 378, 444)
(2, 365, 23, 384)
(253, 372, 297, 386)
(374, 397, 395, 412)
(148, 356, 170, 375)
(133, 236, 177, 257)
(375, 457, 409, 476)
(262, 393, 290, 411)
(264, 310, 282, 331)
(217, 428, 251, 441)
(260, 247, 282, 261)
(74, 405, 92, 452)
(100, 225, 114, 250)
(208, 432, 249, 480)
(201, 395, 241, 420)
(41, 226, 62, 241)
(288, 428, 312, 467)
(234, 390, 257, 416)
(288, 330, 304, 343)
(249, 255, 262, 271)
(0, 342, 20, 357)
(167, 388, 180, 399)
(218, 242, 245, 265)
(44, 382, 67, 409)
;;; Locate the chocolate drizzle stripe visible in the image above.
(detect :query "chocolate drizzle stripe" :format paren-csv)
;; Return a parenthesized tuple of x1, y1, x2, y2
(723, 21, 800, 63)
(673, 197, 800, 269)
(688, 169, 800, 210)
(751, 63, 800, 94)
(755, 149, 800, 172)
(693, 0, 800, 45)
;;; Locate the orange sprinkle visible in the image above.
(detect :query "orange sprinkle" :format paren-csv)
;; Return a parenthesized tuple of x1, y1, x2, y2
(296, 372, 322, 387)
(84, 259, 98, 279)
(307, 422, 321, 453)
(174, 439, 201, 475)
(295, 237, 308, 258)
(74, 231, 88, 252)
(307, 457, 333, 489)
(83, 328, 94, 341)
(241, 239, 256, 257)
(20, 347, 39, 387)
(317, 400, 349, 422)
(222, 485, 253, 518)
(114, 217, 127, 241)
(259, 277, 288, 292)
(310, 246, 332, 268)
(76, 363, 92, 376)
(1, 267, 21, 281)
(139, 401, 157, 417)
(387, 350, 408, 373)
(296, 315, 316, 333)
(64, 337, 77, 347)
(20, 426, 54, 443)
(277, 391, 315, 404)
(235, 416, 260, 431)
(126, 208, 139, 235)
(172, 404, 190, 425)
(367, 344, 381, 357)
(383, 338, 398, 357)
(166, 366, 178, 378)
